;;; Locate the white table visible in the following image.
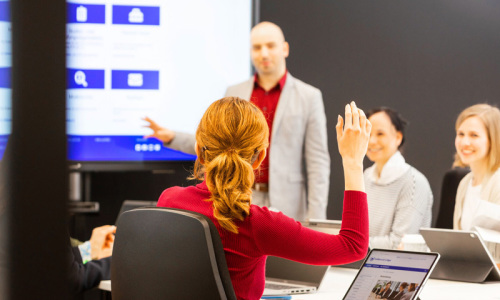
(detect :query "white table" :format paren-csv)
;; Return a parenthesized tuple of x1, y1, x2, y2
(99, 267, 500, 299)
(291, 267, 500, 300)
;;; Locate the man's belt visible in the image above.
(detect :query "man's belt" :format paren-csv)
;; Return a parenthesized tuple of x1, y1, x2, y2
(252, 183, 269, 192)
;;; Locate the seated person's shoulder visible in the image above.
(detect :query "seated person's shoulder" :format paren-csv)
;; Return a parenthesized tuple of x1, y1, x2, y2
(409, 166, 432, 188)
(490, 167, 500, 181)
(159, 185, 187, 197)
(158, 184, 204, 206)
(248, 205, 299, 229)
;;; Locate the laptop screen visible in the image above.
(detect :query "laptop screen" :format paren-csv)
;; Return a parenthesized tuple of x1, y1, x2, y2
(343, 249, 439, 300)
(265, 256, 329, 286)
(263, 221, 338, 288)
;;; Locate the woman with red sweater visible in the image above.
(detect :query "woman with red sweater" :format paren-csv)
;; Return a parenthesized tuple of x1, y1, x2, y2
(157, 97, 371, 300)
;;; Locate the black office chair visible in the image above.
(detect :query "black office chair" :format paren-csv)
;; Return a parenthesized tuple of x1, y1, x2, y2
(111, 207, 237, 300)
(434, 167, 469, 229)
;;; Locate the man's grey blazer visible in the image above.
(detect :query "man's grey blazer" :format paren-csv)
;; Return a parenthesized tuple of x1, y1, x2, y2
(167, 72, 330, 221)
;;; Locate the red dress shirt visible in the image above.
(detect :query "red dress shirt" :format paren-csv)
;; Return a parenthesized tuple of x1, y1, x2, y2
(250, 72, 287, 184)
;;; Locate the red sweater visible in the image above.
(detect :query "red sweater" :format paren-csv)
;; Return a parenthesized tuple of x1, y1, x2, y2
(157, 181, 369, 300)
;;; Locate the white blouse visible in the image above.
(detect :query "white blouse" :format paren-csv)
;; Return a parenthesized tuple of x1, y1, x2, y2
(461, 176, 500, 231)
(460, 181, 482, 231)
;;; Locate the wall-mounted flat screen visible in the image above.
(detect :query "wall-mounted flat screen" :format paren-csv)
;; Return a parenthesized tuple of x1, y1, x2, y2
(66, 0, 253, 170)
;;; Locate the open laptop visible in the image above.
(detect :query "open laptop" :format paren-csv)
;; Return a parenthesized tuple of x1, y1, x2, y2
(303, 219, 368, 269)
(343, 249, 440, 300)
(262, 220, 341, 295)
(115, 200, 157, 224)
(420, 228, 500, 282)
(263, 256, 329, 295)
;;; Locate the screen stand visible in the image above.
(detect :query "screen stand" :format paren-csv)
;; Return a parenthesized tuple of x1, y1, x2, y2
(68, 171, 99, 213)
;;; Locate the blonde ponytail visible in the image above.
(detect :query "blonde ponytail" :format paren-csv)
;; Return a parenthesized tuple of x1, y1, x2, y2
(191, 97, 269, 233)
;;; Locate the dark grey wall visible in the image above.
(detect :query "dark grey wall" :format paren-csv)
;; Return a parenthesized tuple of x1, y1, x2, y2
(260, 0, 500, 221)
(83, 1, 500, 230)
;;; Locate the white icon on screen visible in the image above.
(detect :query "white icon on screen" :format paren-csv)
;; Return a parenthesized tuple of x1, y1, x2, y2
(154, 144, 161, 151)
(148, 144, 154, 151)
(128, 8, 144, 23)
(76, 6, 88, 22)
(135, 144, 141, 152)
(74, 71, 88, 87)
(141, 144, 148, 151)
(127, 73, 143, 87)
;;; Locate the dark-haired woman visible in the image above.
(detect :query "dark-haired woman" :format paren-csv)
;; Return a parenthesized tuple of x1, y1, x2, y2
(157, 98, 371, 300)
(364, 107, 433, 249)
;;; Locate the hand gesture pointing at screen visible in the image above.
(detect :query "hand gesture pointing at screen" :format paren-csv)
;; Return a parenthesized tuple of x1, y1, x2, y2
(142, 116, 176, 143)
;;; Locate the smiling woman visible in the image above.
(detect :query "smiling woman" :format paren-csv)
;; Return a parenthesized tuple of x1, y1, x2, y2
(364, 107, 433, 249)
(453, 104, 500, 231)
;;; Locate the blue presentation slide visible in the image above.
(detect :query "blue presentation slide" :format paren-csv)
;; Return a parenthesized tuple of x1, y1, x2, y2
(66, 0, 251, 163)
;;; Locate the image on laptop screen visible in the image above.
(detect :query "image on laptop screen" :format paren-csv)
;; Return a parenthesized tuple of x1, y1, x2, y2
(343, 249, 439, 300)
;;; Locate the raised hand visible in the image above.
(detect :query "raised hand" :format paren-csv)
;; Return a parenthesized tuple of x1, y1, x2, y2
(336, 101, 371, 191)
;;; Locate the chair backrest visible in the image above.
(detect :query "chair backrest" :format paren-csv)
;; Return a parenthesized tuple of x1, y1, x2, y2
(435, 167, 469, 229)
(111, 207, 237, 300)
(115, 200, 157, 224)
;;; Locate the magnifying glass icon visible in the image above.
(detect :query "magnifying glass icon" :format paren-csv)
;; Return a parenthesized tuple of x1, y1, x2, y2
(74, 70, 88, 87)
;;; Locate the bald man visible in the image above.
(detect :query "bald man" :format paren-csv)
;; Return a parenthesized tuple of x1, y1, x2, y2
(145, 22, 330, 221)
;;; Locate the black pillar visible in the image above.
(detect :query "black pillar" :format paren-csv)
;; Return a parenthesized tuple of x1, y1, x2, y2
(9, 0, 68, 298)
